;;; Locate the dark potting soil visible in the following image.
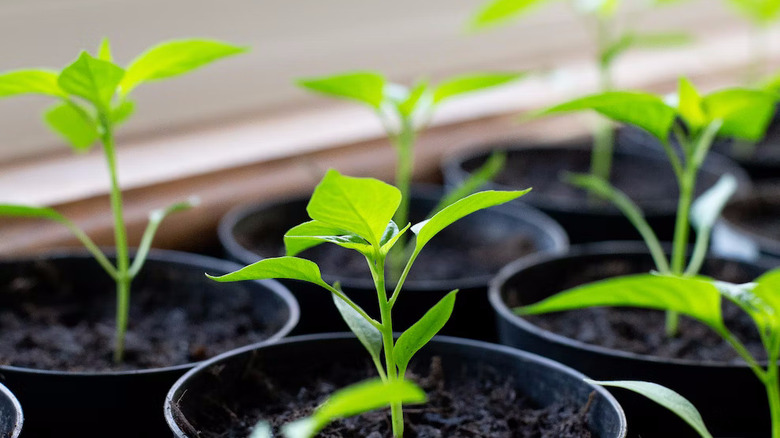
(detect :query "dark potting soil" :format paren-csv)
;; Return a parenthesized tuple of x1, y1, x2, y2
(464, 147, 717, 211)
(506, 257, 767, 363)
(181, 357, 593, 438)
(723, 181, 780, 241)
(0, 259, 277, 372)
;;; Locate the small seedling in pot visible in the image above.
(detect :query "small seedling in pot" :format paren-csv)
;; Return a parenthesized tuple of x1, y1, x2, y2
(468, 0, 691, 184)
(297, 71, 521, 273)
(525, 77, 777, 335)
(209, 169, 529, 437)
(0, 38, 246, 363)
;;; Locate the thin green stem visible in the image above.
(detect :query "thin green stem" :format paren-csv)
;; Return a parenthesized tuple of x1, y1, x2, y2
(324, 283, 382, 331)
(60, 220, 118, 279)
(370, 255, 404, 438)
(720, 328, 766, 381)
(389, 250, 418, 309)
(391, 117, 416, 278)
(590, 118, 615, 183)
(766, 351, 780, 438)
(666, 159, 696, 337)
(100, 116, 131, 364)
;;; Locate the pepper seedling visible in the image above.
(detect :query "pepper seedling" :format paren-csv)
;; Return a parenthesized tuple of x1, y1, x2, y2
(525, 77, 777, 335)
(209, 169, 529, 437)
(0, 38, 246, 363)
(297, 71, 521, 273)
(469, 0, 691, 184)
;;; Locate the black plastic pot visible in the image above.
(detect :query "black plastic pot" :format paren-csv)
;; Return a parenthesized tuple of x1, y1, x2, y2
(218, 185, 568, 340)
(0, 383, 22, 438)
(165, 333, 627, 437)
(713, 180, 780, 261)
(490, 242, 775, 437)
(442, 138, 751, 244)
(0, 250, 299, 438)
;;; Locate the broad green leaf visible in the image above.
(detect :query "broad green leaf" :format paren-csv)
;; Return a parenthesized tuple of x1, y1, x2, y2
(97, 38, 113, 62)
(297, 71, 386, 109)
(702, 88, 777, 142)
(0, 204, 68, 222)
(586, 380, 713, 438)
(762, 72, 780, 93)
(206, 256, 330, 289)
(0, 70, 65, 98)
(249, 421, 272, 438)
(677, 77, 707, 133)
(432, 73, 526, 104)
(282, 379, 426, 438)
(110, 99, 135, 125)
(711, 280, 774, 335)
(307, 170, 401, 247)
(120, 39, 247, 96)
(332, 292, 383, 369)
(394, 290, 457, 374)
(469, 0, 550, 30)
(380, 222, 411, 255)
(58, 52, 124, 109)
(411, 189, 529, 256)
(44, 102, 100, 151)
(726, 0, 780, 24)
(751, 269, 780, 322)
(398, 79, 429, 116)
(535, 91, 677, 142)
(284, 220, 370, 257)
(518, 274, 727, 333)
(691, 174, 737, 234)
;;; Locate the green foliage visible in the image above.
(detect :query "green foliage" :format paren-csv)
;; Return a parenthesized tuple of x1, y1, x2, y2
(210, 169, 528, 437)
(250, 379, 426, 438)
(587, 380, 713, 438)
(725, 0, 780, 25)
(298, 72, 386, 109)
(0, 38, 244, 363)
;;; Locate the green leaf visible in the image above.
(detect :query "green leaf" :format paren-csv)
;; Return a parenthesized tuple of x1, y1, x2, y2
(0, 69, 65, 98)
(691, 174, 737, 235)
(297, 71, 386, 109)
(58, 52, 124, 109)
(284, 220, 370, 257)
(586, 380, 713, 438)
(380, 222, 411, 255)
(110, 99, 135, 125)
(432, 73, 525, 104)
(43, 102, 100, 151)
(398, 79, 429, 117)
(701, 88, 777, 142)
(750, 269, 780, 321)
(518, 274, 727, 333)
(282, 379, 426, 438)
(97, 38, 113, 62)
(307, 170, 401, 248)
(411, 189, 529, 256)
(676, 77, 706, 133)
(726, 0, 780, 24)
(394, 290, 458, 375)
(535, 91, 677, 142)
(469, 0, 550, 30)
(332, 292, 383, 367)
(0, 204, 68, 222)
(206, 256, 330, 289)
(120, 39, 247, 97)
(430, 152, 506, 216)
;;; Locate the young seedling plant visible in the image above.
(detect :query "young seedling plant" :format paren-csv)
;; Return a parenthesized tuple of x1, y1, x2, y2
(297, 71, 522, 273)
(0, 38, 246, 363)
(469, 0, 691, 183)
(515, 80, 780, 435)
(209, 169, 529, 438)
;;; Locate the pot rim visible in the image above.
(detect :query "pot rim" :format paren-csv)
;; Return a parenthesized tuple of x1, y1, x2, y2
(489, 240, 775, 369)
(218, 184, 569, 291)
(441, 138, 752, 217)
(0, 382, 23, 438)
(164, 332, 627, 438)
(0, 248, 300, 377)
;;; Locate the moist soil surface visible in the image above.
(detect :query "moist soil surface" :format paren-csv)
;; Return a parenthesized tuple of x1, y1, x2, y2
(723, 181, 780, 242)
(462, 146, 718, 213)
(182, 358, 594, 438)
(0, 258, 279, 372)
(505, 256, 767, 363)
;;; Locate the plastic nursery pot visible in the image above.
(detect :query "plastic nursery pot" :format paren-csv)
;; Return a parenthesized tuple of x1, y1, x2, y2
(713, 180, 780, 261)
(165, 333, 627, 437)
(442, 137, 751, 244)
(219, 185, 568, 340)
(0, 382, 23, 438)
(490, 241, 775, 437)
(0, 250, 299, 438)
